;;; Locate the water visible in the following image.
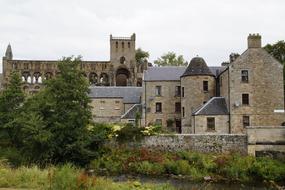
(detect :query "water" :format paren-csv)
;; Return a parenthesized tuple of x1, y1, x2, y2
(112, 175, 277, 190)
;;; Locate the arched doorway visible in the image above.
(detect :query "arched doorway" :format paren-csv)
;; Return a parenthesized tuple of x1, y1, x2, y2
(116, 68, 130, 86)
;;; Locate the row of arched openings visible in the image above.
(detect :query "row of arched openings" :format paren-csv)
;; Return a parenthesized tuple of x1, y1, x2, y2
(21, 68, 132, 86)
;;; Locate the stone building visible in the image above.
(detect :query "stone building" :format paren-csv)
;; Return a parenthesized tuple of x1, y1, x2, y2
(89, 86, 142, 123)
(142, 34, 285, 134)
(1, 34, 147, 94)
(1, 33, 284, 134)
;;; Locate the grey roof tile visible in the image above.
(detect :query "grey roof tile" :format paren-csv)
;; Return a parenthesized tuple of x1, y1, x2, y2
(181, 57, 214, 77)
(143, 65, 225, 81)
(89, 86, 142, 104)
(144, 66, 186, 81)
(121, 104, 142, 119)
(193, 97, 229, 115)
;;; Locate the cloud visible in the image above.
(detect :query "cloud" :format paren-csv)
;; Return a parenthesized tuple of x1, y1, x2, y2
(1, 0, 285, 73)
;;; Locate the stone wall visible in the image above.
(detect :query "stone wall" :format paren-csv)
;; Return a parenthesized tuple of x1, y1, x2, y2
(247, 126, 285, 157)
(122, 134, 247, 154)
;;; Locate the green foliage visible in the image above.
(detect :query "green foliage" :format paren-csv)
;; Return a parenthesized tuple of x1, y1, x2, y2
(0, 162, 175, 190)
(0, 71, 25, 147)
(0, 147, 26, 167)
(221, 155, 255, 181)
(0, 56, 96, 166)
(135, 161, 165, 175)
(90, 149, 285, 183)
(154, 52, 187, 66)
(50, 164, 79, 190)
(135, 48, 149, 63)
(116, 124, 144, 143)
(251, 157, 285, 181)
(264, 40, 285, 64)
(135, 112, 141, 127)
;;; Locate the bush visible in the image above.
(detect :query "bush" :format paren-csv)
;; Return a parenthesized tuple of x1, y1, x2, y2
(50, 164, 78, 190)
(222, 155, 255, 181)
(0, 147, 26, 167)
(251, 157, 285, 181)
(0, 160, 48, 188)
(135, 161, 165, 175)
(116, 124, 144, 143)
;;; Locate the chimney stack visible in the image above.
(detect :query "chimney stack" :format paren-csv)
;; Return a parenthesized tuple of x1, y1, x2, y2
(247, 33, 261, 48)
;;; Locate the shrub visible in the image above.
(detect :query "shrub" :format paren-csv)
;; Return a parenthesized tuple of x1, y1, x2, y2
(116, 124, 144, 143)
(0, 147, 26, 167)
(0, 160, 48, 188)
(50, 164, 78, 190)
(251, 157, 285, 181)
(222, 155, 255, 181)
(135, 161, 165, 175)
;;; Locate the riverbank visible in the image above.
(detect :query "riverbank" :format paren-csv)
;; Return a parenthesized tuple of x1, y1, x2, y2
(0, 161, 175, 190)
(90, 148, 285, 185)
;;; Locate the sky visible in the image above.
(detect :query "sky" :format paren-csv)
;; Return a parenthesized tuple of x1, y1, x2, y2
(0, 0, 285, 73)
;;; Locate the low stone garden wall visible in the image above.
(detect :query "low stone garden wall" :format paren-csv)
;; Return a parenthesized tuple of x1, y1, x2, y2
(111, 134, 248, 154)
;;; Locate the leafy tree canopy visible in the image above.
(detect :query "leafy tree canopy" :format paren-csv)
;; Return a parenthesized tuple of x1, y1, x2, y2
(154, 52, 187, 66)
(0, 71, 25, 146)
(15, 56, 95, 165)
(136, 48, 149, 63)
(264, 40, 285, 64)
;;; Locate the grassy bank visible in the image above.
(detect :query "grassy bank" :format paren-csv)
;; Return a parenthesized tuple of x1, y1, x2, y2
(0, 161, 175, 190)
(90, 148, 285, 183)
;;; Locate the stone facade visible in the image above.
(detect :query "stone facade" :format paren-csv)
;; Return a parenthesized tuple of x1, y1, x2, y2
(227, 35, 285, 133)
(142, 80, 182, 132)
(90, 98, 125, 123)
(2, 33, 285, 135)
(192, 115, 229, 134)
(2, 34, 146, 94)
(141, 34, 285, 135)
(181, 75, 216, 133)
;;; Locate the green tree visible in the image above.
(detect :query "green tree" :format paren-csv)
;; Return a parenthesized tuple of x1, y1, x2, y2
(19, 56, 95, 165)
(154, 52, 187, 66)
(0, 71, 25, 146)
(136, 48, 149, 63)
(264, 40, 285, 64)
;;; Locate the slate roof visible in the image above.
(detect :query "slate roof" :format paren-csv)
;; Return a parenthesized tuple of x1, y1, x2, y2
(144, 66, 186, 81)
(181, 57, 214, 77)
(193, 97, 229, 115)
(89, 87, 142, 104)
(143, 65, 225, 81)
(121, 104, 142, 119)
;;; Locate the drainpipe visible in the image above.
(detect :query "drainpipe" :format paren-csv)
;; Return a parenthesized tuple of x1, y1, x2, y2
(228, 67, 231, 134)
(193, 115, 195, 134)
(144, 81, 147, 127)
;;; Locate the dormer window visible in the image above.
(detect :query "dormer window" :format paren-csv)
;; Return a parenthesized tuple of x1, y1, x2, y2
(241, 70, 249, 83)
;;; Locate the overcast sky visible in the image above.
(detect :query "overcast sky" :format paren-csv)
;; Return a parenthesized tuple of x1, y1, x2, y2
(1, 0, 285, 73)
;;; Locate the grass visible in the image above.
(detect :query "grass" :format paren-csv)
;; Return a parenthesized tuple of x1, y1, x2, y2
(90, 148, 285, 183)
(0, 160, 175, 190)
